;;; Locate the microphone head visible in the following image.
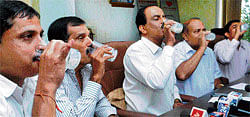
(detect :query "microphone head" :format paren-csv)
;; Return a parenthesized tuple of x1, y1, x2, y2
(245, 85, 250, 92)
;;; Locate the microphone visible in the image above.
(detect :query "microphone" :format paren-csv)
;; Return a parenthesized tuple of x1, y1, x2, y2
(245, 84, 250, 92)
(190, 107, 208, 117)
(209, 91, 249, 116)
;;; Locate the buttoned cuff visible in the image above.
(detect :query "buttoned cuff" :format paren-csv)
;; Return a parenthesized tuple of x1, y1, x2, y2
(174, 95, 182, 103)
(163, 45, 174, 56)
(82, 81, 101, 98)
(174, 98, 182, 103)
(96, 107, 117, 117)
(231, 39, 240, 47)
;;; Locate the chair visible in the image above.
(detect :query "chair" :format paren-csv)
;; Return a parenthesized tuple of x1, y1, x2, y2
(208, 28, 226, 50)
(101, 41, 156, 117)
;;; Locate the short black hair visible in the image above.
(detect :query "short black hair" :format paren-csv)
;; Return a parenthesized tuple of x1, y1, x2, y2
(47, 16, 85, 42)
(135, 5, 155, 35)
(0, 0, 40, 43)
(224, 20, 240, 33)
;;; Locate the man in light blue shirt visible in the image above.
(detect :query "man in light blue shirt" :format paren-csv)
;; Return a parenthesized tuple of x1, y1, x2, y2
(47, 16, 117, 117)
(174, 18, 223, 98)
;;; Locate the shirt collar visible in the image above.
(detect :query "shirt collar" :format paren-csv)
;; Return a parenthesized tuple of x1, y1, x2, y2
(0, 74, 23, 104)
(66, 64, 92, 75)
(66, 69, 75, 74)
(182, 40, 208, 55)
(12, 85, 23, 105)
(226, 39, 246, 50)
(239, 40, 246, 50)
(141, 36, 161, 54)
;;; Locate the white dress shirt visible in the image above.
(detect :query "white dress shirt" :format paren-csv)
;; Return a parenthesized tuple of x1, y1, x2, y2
(0, 74, 36, 117)
(123, 36, 181, 116)
(214, 39, 250, 82)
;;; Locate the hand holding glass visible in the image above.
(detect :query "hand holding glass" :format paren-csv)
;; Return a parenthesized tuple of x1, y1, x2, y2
(241, 23, 249, 31)
(205, 32, 216, 41)
(86, 40, 117, 62)
(34, 40, 81, 70)
(161, 19, 183, 33)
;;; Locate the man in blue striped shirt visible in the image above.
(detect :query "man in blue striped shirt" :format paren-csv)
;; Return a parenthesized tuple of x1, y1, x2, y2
(47, 16, 117, 117)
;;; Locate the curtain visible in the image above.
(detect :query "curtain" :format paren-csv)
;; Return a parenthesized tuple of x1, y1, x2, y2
(223, 0, 242, 26)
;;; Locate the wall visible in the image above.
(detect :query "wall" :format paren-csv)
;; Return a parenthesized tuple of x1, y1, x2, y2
(39, 0, 76, 42)
(28, 0, 218, 42)
(22, 0, 31, 6)
(177, 0, 216, 30)
(31, 0, 40, 13)
(75, 0, 139, 43)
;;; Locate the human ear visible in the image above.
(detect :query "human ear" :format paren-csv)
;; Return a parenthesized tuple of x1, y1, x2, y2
(182, 32, 188, 41)
(139, 25, 147, 34)
(224, 32, 230, 38)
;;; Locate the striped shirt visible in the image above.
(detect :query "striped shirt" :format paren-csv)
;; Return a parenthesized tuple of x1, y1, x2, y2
(214, 39, 250, 82)
(56, 64, 117, 117)
(21, 65, 116, 117)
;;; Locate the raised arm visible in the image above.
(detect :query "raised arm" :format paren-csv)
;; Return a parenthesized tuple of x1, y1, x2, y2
(214, 39, 239, 63)
(214, 23, 247, 63)
(175, 33, 208, 80)
(175, 46, 206, 80)
(32, 40, 71, 117)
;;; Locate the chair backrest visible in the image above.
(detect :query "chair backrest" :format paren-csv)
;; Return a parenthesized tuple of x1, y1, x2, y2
(208, 35, 225, 50)
(209, 28, 226, 50)
(101, 41, 135, 96)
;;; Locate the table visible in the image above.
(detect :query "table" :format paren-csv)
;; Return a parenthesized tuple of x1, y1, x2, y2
(161, 75, 250, 117)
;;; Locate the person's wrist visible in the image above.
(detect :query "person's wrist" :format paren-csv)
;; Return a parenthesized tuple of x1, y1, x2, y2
(234, 37, 239, 40)
(36, 80, 58, 97)
(198, 45, 207, 51)
(165, 39, 175, 46)
(174, 98, 181, 103)
(90, 74, 102, 83)
(35, 87, 56, 98)
(216, 83, 224, 89)
(234, 32, 241, 40)
(109, 114, 118, 117)
(166, 42, 174, 46)
(34, 84, 63, 113)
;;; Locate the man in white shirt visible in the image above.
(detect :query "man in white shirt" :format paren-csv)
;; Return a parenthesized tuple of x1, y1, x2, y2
(0, 1, 82, 116)
(123, 5, 182, 116)
(214, 20, 250, 83)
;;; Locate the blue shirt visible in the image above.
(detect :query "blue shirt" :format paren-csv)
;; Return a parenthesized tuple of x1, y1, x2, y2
(174, 41, 222, 97)
(56, 64, 117, 117)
